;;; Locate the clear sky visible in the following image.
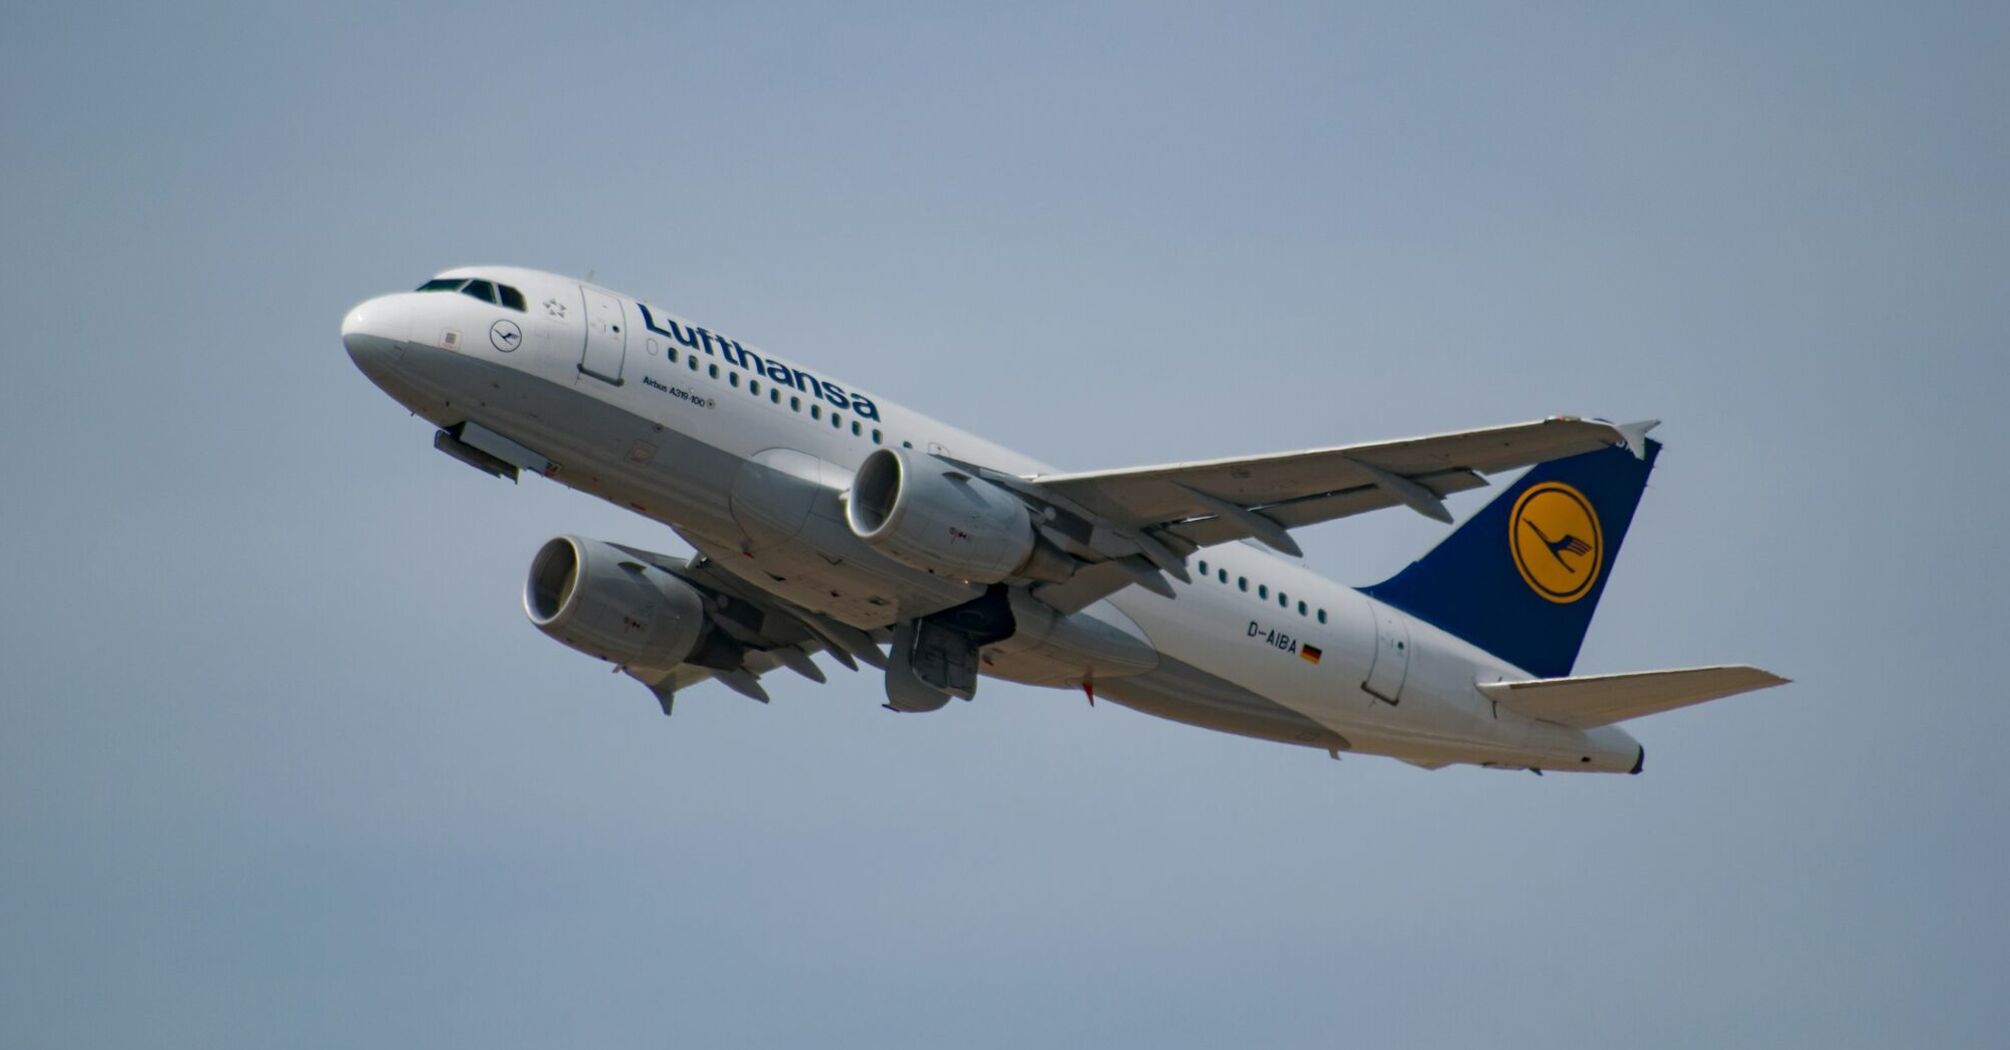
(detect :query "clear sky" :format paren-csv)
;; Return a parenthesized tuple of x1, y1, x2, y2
(3, 3, 2006, 1046)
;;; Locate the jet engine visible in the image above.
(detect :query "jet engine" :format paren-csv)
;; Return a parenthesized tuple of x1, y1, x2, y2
(845, 447, 1072, 585)
(523, 535, 708, 668)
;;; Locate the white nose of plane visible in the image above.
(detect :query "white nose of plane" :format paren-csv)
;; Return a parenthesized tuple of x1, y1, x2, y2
(341, 296, 411, 377)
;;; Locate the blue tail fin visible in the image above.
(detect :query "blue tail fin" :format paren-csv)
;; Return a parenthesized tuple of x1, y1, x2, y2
(1361, 436, 1661, 678)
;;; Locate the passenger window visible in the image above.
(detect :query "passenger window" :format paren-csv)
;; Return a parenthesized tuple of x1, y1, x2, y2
(668, 348, 678, 363)
(1278, 593, 1288, 608)
(1258, 585, 1268, 599)
(770, 389, 781, 404)
(1218, 569, 1227, 583)
(851, 421, 862, 436)
(791, 396, 801, 411)
(708, 364, 719, 379)
(688, 356, 698, 371)
(1198, 560, 1208, 576)
(902, 440, 913, 449)
(871, 429, 882, 444)
(416, 278, 465, 292)
(460, 279, 497, 304)
(832, 413, 843, 429)
(729, 372, 740, 388)
(498, 285, 527, 311)
(1237, 577, 1248, 592)
(1297, 600, 1307, 615)
(811, 405, 822, 420)
(1317, 609, 1327, 624)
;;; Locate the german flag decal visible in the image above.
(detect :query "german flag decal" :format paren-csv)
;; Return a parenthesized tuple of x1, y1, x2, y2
(1300, 644, 1323, 665)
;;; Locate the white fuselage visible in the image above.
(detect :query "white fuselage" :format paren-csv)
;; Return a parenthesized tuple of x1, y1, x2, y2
(342, 266, 1641, 772)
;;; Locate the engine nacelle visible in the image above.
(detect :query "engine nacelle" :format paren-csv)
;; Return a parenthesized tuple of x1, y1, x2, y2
(523, 535, 708, 668)
(845, 447, 1071, 584)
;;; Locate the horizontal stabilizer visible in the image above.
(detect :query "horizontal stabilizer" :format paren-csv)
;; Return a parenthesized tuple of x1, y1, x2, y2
(1478, 665, 1788, 728)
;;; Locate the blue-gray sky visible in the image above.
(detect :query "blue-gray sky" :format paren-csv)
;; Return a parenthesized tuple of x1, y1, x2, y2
(3, 3, 2006, 1046)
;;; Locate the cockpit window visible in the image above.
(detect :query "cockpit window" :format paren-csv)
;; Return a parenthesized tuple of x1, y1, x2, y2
(416, 276, 526, 312)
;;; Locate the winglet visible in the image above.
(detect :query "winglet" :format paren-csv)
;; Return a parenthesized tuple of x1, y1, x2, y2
(1607, 419, 1661, 460)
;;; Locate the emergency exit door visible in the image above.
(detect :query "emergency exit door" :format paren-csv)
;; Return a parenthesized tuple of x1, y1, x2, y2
(579, 286, 627, 384)
(1363, 605, 1411, 704)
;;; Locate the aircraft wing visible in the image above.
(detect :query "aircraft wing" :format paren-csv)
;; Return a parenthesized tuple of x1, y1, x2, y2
(607, 545, 889, 712)
(635, 649, 801, 711)
(1030, 416, 1652, 547)
(1000, 417, 1653, 612)
(1477, 665, 1789, 728)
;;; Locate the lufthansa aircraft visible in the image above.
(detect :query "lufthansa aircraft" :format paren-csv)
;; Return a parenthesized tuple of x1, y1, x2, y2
(343, 267, 1784, 774)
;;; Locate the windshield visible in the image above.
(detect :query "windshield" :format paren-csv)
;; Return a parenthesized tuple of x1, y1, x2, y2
(414, 276, 528, 313)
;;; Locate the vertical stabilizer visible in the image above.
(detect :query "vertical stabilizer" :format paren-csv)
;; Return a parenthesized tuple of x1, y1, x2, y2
(1362, 435, 1661, 678)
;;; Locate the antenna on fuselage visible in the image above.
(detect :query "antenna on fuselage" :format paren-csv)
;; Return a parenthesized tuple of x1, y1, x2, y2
(584, 269, 597, 284)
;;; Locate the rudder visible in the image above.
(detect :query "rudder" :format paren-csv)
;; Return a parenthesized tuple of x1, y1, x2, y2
(1361, 436, 1661, 678)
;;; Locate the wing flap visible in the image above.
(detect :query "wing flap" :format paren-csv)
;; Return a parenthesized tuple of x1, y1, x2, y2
(1478, 665, 1789, 728)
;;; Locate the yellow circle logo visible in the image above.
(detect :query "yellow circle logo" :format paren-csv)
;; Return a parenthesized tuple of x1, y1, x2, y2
(1509, 482, 1603, 603)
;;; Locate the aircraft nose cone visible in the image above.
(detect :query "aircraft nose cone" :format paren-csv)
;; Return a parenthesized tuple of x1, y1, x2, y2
(341, 297, 408, 375)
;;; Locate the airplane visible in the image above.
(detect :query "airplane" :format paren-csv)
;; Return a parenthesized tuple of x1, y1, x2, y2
(341, 266, 1785, 774)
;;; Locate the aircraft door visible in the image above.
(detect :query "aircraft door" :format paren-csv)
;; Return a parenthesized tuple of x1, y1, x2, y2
(579, 286, 628, 384)
(1362, 605, 1410, 704)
